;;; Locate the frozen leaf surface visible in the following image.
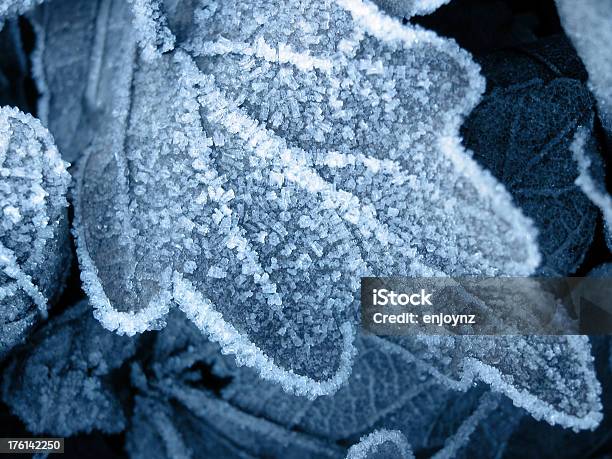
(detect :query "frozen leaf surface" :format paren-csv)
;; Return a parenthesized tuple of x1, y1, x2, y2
(0, 106, 70, 360)
(72, 0, 541, 400)
(463, 38, 600, 276)
(346, 429, 412, 459)
(557, 0, 612, 139)
(0, 0, 43, 23)
(384, 334, 602, 430)
(1, 300, 137, 436)
(28, 0, 102, 164)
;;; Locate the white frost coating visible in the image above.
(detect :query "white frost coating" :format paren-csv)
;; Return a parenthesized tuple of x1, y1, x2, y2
(373, 0, 450, 17)
(75, 0, 541, 399)
(373, 335, 603, 431)
(0, 107, 70, 356)
(127, 0, 175, 60)
(174, 273, 357, 398)
(0, 244, 47, 316)
(346, 429, 413, 459)
(0, 0, 44, 23)
(572, 125, 612, 240)
(557, 0, 612, 136)
(457, 338, 603, 431)
(190, 37, 335, 73)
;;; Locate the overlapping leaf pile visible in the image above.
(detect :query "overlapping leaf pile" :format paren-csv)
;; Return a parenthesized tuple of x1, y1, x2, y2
(0, 0, 610, 457)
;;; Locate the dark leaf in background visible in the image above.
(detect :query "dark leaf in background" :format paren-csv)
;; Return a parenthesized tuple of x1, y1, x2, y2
(463, 36, 601, 276)
(2, 300, 137, 436)
(125, 312, 507, 459)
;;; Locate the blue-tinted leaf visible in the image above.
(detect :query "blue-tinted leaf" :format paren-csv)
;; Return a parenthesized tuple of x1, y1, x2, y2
(1, 300, 137, 436)
(346, 429, 413, 459)
(69, 0, 540, 400)
(126, 312, 514, 458)
(463, 38, 600, 276)
(557, 0, 612, 141)
(0, 106, 70, 360)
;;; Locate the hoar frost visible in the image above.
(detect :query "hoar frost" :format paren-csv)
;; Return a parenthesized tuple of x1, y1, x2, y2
(556, 0, 612, 139)
(346, 429, 413, 459)
(65, 0, 602, 431)
(0, 106, 70, 360)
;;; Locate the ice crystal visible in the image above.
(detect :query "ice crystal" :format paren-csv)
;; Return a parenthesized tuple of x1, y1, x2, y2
(1, 300, 137, 436)
(0, 0, 43, 24)
(69, 0, 542, 402)
(346, 429, 412, 459)
(556, 0, 612, 139)
(372, 0, 450, 18)
(571, 123, 612, 249)
(0, 106, 70, 360)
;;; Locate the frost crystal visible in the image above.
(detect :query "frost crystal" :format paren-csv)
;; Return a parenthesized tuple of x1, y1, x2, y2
(373, 0, 450, 18)
(0, 106, 70, 360)
(571, 123, 612, 248)
(72, 0, 541, 400)
(556, 0, 612, 139)
(0, 0, 43, 24)
(346, 429, 413, 459)
(382, 334, 603, 430)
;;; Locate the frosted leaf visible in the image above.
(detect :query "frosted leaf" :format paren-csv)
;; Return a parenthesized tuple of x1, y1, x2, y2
(0, 0, 43, 23)
(381, 334, 603, 431)
(571, 123, 612, 249)
(372, 0, 450, 18)
(71, 0, 539, 399)
(463, 39, 600, 275)
(29, 0, 113, 163)
(128, 382, 346, 459)
(556, 0, 612, 139)
(346, 429, 413, 459)
(0, 106, 70, 360)
(1, 300, 137, 436)
(127, 0, 175, 60)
